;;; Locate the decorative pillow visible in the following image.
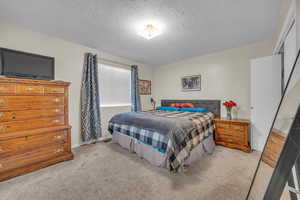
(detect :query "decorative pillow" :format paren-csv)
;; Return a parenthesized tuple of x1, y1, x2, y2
(156, 106, 180, 111)
(170, 103, 195, 108)
(180, 107, 209, 113)
(180, 103, 195, 108)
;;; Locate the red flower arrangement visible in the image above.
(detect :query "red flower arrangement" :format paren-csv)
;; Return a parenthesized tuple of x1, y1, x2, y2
(223, 100, 237, 120)
(223, 100, 237, 107)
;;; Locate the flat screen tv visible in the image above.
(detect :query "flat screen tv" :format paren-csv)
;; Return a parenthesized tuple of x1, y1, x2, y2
(0, 48, 54, 80)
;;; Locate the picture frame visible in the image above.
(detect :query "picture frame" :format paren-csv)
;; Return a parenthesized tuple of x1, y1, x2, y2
(139, 79, 151, 95)
(181, 75, 201, 91)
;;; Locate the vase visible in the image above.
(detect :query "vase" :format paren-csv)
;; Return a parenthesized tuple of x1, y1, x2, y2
(226, 107, 232, 120)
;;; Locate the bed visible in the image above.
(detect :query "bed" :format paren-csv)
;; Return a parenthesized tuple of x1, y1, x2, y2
(108, 99, 221, 172)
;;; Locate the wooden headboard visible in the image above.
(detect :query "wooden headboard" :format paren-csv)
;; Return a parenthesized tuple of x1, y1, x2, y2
(161, 99, 221, 117)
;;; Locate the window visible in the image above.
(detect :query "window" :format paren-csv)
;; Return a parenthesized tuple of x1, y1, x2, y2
(98, 64, 131, 107)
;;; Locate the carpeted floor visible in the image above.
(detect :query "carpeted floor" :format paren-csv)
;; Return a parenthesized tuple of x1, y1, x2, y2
(0, 142, 260, 200)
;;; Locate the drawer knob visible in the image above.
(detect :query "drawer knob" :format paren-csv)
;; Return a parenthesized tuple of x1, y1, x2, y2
(0, 99, 5, 104)
(26, 87, 33, 91)
(54, 135, 63, 140)
(0, 146, 3, 152)
(53, 98, 60, 103)
(53, 109, 61, 113)
(0, 126, 6, 131)
(53, 119, 61, 123)
(54, 149, 64, 153)
(0, 112, 4, 117)
(0, 164, 3, 168)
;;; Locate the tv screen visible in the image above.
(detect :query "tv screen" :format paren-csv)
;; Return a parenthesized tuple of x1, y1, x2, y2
(0, 48, 54, 80)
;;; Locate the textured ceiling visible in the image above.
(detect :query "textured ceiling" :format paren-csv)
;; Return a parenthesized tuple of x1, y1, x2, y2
(0, 0, 281, 66)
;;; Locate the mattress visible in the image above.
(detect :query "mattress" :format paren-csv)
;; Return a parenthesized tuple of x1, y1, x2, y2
(112, 131, 215, 169)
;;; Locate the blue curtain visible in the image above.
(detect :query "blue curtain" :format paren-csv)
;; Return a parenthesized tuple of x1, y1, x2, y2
(80, 53, 102, 142)
(131, 65, 141, 112)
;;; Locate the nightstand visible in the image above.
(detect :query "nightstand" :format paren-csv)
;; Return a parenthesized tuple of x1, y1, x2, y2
(214, 118, 251, 153)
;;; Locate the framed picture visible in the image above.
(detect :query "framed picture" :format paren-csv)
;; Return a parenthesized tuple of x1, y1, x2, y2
(181, 75, 201, 91)
(139, 79, 151, 95)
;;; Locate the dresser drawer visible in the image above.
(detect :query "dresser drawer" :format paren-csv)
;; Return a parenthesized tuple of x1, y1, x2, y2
(0, 131, 67, 157)
(16, 84, 44, 95)
(0, 116, 65, 134)
(0, 143, 68, 173)
(0, 96, 64, 110)
(0, 106, 64, 122)
(44, 86, 64, 94)
(0, 84, 16, 95)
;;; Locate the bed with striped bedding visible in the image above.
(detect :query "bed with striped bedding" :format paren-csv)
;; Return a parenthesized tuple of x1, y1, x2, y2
(108, 110, 215, 171)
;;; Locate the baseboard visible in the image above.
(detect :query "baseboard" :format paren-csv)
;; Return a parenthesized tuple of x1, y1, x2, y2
(71, 136, 112, 149)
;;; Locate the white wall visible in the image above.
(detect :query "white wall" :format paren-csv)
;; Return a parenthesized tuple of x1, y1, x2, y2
(152, 41, 273, 119)
(0, 24, 153, 147)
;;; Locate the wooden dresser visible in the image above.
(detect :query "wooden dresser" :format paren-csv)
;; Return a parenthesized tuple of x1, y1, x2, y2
(214, 118, 251, 153)
(262, 129, 286, 168)
(0, 77, 73, 181)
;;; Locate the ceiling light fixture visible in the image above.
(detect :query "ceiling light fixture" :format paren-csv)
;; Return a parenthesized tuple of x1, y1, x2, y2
(137, 22, 163, 40)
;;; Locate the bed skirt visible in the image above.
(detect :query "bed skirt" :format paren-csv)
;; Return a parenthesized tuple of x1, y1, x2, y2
(112, 132, 215, 169)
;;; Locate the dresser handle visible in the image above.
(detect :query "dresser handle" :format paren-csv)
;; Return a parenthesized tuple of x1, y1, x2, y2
(52, 119, 60, 123)
(26, 87, 33, 91)
(54, 149, 64, 153)
(53, 98, 60, 103)
(53, 109, 61, 113)
(0, 126, 6, 131)
(0, 99, 5, 104)
(54, 135, 63, 140)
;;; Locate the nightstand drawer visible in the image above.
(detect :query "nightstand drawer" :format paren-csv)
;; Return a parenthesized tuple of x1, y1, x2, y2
(218, 135, 246, 145)
(215, 123, 230, 130)
(231, 124, 245, 132)
(217, 129, 246, 138)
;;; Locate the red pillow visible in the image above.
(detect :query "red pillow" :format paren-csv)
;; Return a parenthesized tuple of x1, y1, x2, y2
(170, 103, 195, 108)
(181, 103, 195, 108)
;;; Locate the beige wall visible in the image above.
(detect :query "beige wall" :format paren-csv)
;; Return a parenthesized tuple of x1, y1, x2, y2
(152, 41, 273, 119)
(0, 24, 153, 147)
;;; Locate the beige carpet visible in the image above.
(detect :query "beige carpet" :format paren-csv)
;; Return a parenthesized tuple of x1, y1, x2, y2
(0, 142, 260, 200)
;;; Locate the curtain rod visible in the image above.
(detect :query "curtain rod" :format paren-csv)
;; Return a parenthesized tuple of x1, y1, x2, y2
(98, 58, 132, 67)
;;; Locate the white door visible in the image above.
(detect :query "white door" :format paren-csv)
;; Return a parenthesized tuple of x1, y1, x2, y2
(251, 55, 282, 151)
